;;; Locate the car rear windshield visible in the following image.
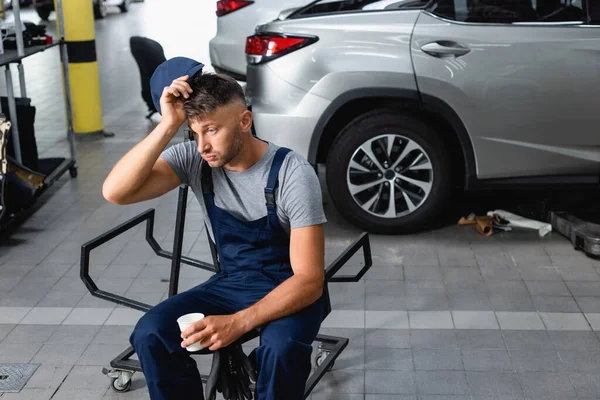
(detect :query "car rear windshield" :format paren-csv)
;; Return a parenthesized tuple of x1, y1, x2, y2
(290, 0, 430, 18)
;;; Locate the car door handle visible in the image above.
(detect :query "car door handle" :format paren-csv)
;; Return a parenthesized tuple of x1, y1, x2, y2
(421, 41, 470, 57)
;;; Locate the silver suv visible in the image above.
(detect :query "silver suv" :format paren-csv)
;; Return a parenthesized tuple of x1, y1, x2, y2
(245, 0, 600, 234)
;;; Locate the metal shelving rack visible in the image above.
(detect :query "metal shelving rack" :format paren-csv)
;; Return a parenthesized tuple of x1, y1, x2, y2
(0, 0, 77, 234)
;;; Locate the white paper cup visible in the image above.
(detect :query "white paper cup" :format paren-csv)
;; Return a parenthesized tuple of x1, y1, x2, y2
(177, 313, 205, 352)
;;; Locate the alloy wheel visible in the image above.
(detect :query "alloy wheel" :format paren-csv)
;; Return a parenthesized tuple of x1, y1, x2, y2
(346, 134, 434, 218)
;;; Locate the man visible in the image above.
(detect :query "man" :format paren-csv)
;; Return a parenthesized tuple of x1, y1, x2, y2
(102, 57, 327, 400)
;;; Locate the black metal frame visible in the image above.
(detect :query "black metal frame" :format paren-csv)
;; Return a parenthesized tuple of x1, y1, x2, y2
(80, 184, 372, 398)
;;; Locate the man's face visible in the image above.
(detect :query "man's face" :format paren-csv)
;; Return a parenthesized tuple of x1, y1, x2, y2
(187, 101, 250, 168)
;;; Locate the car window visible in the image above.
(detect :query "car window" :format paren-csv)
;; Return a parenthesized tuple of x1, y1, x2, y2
(430, 0, 586, 23)
(292, 0, 429, 17)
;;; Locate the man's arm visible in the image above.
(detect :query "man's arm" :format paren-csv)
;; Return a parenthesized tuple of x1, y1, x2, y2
(236, 224, 325, 330)
(181, 224, 325, 351)
(102, 123, 182, 205)
(103, 75, 193, 205)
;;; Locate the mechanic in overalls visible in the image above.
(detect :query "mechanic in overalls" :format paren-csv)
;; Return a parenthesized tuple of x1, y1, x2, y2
(102, 57, 327, 400)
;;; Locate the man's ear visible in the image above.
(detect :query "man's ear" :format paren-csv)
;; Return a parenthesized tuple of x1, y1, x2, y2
(239, 109, 253, 134)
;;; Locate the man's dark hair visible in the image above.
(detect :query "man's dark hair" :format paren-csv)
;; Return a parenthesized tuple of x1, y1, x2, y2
(183, 72, 246, 121)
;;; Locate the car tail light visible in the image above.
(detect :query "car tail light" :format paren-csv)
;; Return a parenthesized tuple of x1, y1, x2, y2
(245, 34, 318, 64)
(216, 0, 253, 16)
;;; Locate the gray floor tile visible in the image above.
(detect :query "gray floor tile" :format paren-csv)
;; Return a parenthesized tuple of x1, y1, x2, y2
(327, 345, 365, 371)
(511, 350, 565, 372)
(569, 373, 600, 397)
(2, 324, 58, 344)
(437, 250, 477, 268)
(415, 371, 468, 395)
(490, 295, 536, 312)
(462, 349, 512, 371)
(51, 389, 107, 400)
(404, 266, 443, 281)
(532, 296, 580, 313)
(366, 396, 416, 400)
(466, 371, 524, 396)
(496, 312, 544, 330)
(26, 263, 74, 278)
(312, 395, 365, 400)
(367, 294, 407, 311)
(76, 344, 132, 366)
(364, 264, 404, 281)
(587, 313, 600, 331)
(36, 291, 86, 307)
(366, 329, 411, 349)
(0, 342, 44, 363)
(104, 308, 144, 326)
(331, 282, 365, 310)
(47, 325, 102, 345)
(24, 365, 72, 390)
(405, 294, 450, 311)
(565, 282, 600, 297)
(558, 351, 600, 373)
(413, 349, 463, 371)
(312, 370, 365, 394)
(539, 312, 590, 331)
(417, 396, 469, 400)
(323, 311, 365, 329)
(403, 254, 439, 268)
(405, 281, 446, 296)
(365, 348, 413, 370)
(409, 311, 453, 329)
(442, 266, 483, 284)
(452, 311, 499, 330)
(1, 389, 56, 400)
(62, 308, 112, 325)
(518, 265, 562, 281)
(31, 343, 88, 366)
(448, 292, 493, 311)
(456, 330, 506, 349)
(0, 324, 14, 342)
(365, 370, 416, 395)
(20, 307, 72, 325)
(411, 330, 458, 349)
(525, 281, 570, 296)
(576, 297, 600, 313)
(60, 365, 113, 391)
(502, 330, 554, 350)
(366, 311, 408, 329)
(518, 372, 577, 398)
(548, 331, 600, 350)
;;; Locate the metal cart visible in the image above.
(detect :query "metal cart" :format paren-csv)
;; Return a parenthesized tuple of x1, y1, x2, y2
(0, 0, 77, 233)
(80, 184, 373, 396)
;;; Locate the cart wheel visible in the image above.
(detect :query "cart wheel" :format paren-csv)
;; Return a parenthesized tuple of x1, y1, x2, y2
(69, 167, 78, 178)
(111, 376, 132, 392)
(314, 350, 334, 371)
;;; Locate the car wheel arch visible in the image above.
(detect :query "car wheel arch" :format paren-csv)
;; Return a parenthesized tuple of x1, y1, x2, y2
(310, 88, 477, 190)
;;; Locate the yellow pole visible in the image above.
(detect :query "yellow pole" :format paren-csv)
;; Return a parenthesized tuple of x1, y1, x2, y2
(54, 0, 110, 138)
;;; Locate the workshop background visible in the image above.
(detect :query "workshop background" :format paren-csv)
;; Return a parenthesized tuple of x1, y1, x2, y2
(1, 0, 600, 399)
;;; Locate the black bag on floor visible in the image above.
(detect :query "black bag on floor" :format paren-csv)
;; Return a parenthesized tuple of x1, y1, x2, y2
(1, 96, 39, 172)
(130, 36, 166, 118)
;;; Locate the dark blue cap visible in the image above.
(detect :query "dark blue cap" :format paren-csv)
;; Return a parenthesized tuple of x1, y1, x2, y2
(150, 57, 204, 115)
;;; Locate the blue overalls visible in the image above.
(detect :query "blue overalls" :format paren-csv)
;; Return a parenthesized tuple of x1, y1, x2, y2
(130, 147, 324, 400)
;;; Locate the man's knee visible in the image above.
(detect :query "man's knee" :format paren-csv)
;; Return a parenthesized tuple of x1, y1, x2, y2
(130, 312, 166, 352)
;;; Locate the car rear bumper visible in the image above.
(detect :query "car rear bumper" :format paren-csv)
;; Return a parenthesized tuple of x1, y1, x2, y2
(246, 64, 331, 165)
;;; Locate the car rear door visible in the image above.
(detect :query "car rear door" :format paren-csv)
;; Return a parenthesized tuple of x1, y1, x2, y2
(410, 0, 600, 181)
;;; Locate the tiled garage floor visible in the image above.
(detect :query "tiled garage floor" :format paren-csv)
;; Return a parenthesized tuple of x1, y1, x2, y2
(1, 1, 600, 399)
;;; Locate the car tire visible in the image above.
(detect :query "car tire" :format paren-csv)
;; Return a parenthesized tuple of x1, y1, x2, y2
(326, 110, 452, 234)
(119, 0, 130, 12)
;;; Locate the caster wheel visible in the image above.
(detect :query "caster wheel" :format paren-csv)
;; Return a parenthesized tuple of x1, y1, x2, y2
(69, 167, 78, 178)
(314, 350, 334, 371)
(111, 377, 132, 392)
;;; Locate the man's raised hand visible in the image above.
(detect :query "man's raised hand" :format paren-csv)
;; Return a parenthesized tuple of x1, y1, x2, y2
(159, 75, 193, 130)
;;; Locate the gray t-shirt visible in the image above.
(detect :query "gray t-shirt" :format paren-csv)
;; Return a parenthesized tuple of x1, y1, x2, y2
(160, 140, 327, 236)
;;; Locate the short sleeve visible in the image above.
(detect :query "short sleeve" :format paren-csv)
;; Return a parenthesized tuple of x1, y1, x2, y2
(160, 141, 199, 186)
(278, 160, 327, 230)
